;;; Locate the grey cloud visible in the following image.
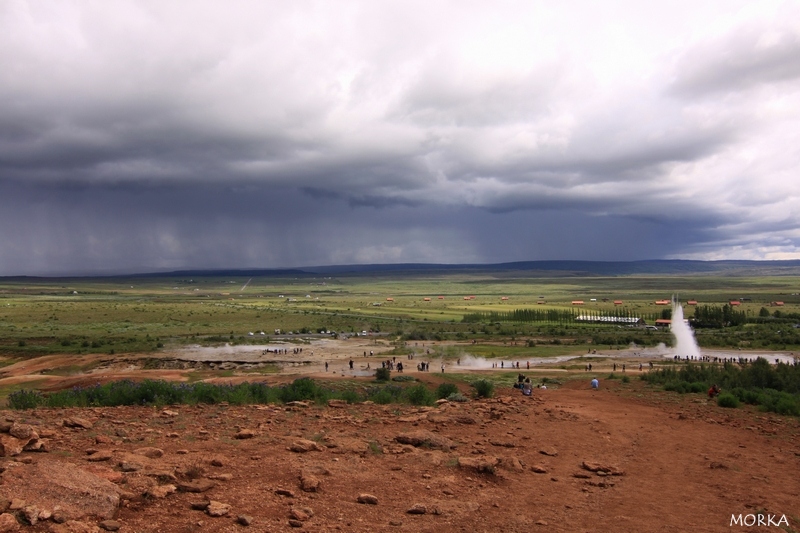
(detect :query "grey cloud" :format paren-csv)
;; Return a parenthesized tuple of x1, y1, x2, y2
(670, 26, 800, 96)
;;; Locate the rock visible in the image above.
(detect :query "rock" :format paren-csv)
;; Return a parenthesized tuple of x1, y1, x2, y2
(498, 456, 525, 473)
(457, 456, 499, 474)
(190, 501, 210, 510)
(94, 436, 113, 445)
(133, 447, 163, 459)
(288, 519, 303, 527)
(210, 456, 226, 467)
(454, 416, 477, 425)
(234, 429, 255, 439)
(389, 520, 403, 526)
(86, 450, 113, 462)
(299, 472, 321, 492)
(98, 520, 121, 531)
(207, 473, 232, 481)
(539, 448, 558, 457)
(51, 509, 68, 524)
(489, 440, 515, 448)
(237, 515, 253, 526)
(0, 513, 19, 532)
(23, 439, 46, 452)
(49, 520, 101, 533)
(179, 479, 217, 494)
(119, 461, 143, 472)
(407, 504, 427, 515)
(572, 472, 591, 479)
(581, 461, 624, 476)
(0, 462, 119, 520)
(328, 399, 348, 408)
(38, 509, 52, 521)
(289, 508, 309, 521)
(206, 501, 231, 517)
(0, 437, 22, 457)
(7, 501, 24, 512)
(395, 430, 455, 451)
(0, 500, 8, 513)
(531, 465, 548, 474)
(63, 418, 93, 430)
(9, 424, 37, 441)
(21, 505, 40, 525)
(161, 409, 179, 417)
(275, 488, 296, 498)
(290, 439, 323, 453)
(536, 519, 548, 526)
(145, 485, 176, 499)
(357, 493, 378, 505)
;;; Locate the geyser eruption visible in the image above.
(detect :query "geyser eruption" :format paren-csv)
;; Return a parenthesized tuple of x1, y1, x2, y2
(670, 297, 701, 357)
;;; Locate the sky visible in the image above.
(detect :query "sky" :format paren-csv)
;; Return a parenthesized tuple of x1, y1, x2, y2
(1, 0, 800, 275)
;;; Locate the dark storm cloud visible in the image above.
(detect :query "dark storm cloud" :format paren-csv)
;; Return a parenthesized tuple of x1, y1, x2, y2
(1, 1, 799, 274)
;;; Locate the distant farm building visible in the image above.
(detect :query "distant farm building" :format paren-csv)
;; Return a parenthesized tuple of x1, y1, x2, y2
(438, 296, 445, 299)
(537, 301, 546, 304)
(386, 298, 394, 302)
(687, 300, 698, 305)
(729, 300, 741, 306)
(655, 300, 670, 305)
(423, 297, 431, 301)
(575, 315, 643, 325)
(771, 301, 784, 306)
(572, 301, 584, 305)
(613, 300, 623, 305)
(655, 319, 672, 327)
(501, 297, 509, 301)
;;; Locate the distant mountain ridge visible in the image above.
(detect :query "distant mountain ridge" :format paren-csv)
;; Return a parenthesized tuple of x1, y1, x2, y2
(92, 259, 800, 278)
(4, 260, 800, 280)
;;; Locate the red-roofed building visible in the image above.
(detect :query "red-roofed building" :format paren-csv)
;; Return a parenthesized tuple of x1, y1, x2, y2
(655, 300, 670, 305)
(771, 301, 784, 306)
(572, 300, 584, 305)
(729, 300, 741, 306)
(687, 300, 698, 305)
(613, 300, 623, 305)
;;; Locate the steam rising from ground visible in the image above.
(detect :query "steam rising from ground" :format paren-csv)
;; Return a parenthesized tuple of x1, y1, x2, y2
(671, 300, 702, 358)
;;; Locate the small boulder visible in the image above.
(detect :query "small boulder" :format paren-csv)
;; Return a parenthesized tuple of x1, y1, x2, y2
(0, 513, 19, 532)
(9, 424, 37, 441)
(206, 501, 231, 517)
(357, 494, 378, 505)
(407, 504, 427, 515)
(395, 430, 454, 451)
(133, 447, 164, 459)
(290, 439, 323, 453)
(234, 429, 255, 440)
(0, 437, 22, 458)
(299, 472, 321, 492)
(63, 418, 93, 430)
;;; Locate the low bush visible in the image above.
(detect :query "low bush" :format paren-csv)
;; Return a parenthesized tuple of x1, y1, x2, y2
(472, 379, 495, 398)
(717, 393, 739, 408)
(404, 384, 435, 406)
(375, 367, 391, 381)
(435, 382, 459, 399)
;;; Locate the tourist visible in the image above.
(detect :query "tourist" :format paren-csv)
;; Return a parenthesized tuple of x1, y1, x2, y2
(591, 378, 599, 389)
(522, 378, 533, 396)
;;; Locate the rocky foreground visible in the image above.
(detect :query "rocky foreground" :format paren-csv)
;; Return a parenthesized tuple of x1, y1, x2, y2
(0, 381, 798, 532)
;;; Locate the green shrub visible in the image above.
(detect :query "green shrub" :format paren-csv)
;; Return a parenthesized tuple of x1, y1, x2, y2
(404, 384, 435, 406)
(621, 375, 630, 384)
(472, 379, 495, 398)
(375, 367, 391, 381)
(340, 389, 361, 404)
(7, 390, 44, 409)
(446, 392, 469, 402)
(717, 393, 739, 408)
(435, 383, 459, 399)
(392, 375, 416, 382)
(370, 389, 394, 405)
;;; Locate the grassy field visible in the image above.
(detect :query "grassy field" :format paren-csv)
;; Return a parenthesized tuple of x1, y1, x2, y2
(1, 270, 799, 358)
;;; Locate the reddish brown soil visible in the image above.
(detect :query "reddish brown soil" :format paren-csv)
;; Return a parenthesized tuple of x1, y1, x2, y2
(2, 379, 799, 533)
